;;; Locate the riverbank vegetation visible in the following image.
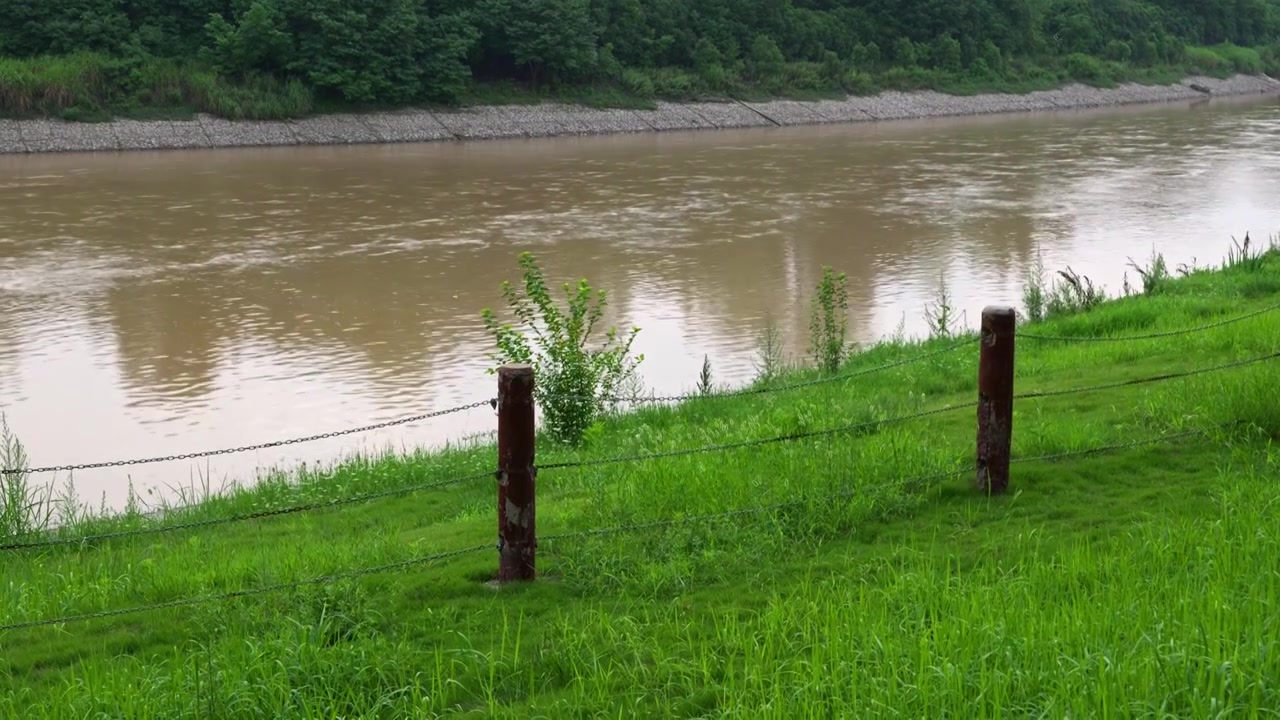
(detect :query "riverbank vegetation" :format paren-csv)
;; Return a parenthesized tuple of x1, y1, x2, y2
(2, 234, 1280, 715)
(1, 0, 1279, 121)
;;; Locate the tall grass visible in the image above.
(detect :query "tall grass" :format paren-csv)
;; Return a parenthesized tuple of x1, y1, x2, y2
(0, 53, 313, 121)
(0, 414, 53, 539)
(1206, 43, 1265, 74)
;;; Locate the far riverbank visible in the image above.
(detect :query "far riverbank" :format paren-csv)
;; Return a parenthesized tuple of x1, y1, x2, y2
(0, 73, 1277, 156)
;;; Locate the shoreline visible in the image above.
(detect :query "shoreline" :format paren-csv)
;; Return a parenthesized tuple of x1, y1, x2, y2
(0, 73, 1277, 155)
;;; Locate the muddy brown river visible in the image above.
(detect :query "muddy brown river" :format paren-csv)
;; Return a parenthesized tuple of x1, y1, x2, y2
(2, 95, 1278, 511)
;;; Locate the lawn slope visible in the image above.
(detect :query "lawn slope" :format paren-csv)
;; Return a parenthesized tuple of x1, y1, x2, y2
(2, 242, 1279, 717)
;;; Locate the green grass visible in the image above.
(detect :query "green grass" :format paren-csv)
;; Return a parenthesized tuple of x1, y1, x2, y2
(0, 43, 1273, 122)
(3, 238, 1280, 716)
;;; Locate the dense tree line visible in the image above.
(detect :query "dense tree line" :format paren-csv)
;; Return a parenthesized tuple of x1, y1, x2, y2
(1, 0, 1278, 117)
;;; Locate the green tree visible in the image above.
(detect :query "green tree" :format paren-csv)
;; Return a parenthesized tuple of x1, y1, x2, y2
(747, 34, 786, 80)
(202, 2, 293, 78)
(507, 0, 599, 87)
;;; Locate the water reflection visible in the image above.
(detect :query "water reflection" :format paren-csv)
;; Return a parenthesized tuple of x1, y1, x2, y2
(0, 96, 1277, 509)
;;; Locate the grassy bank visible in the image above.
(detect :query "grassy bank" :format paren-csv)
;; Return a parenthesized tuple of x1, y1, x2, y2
(2, 237, 1280, 716)
(1, 43, 1276, 122)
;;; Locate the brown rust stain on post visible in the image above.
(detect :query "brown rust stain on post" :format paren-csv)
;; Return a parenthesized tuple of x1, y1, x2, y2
(976, 306, 1016, 494)
(497, 364, 536, 582)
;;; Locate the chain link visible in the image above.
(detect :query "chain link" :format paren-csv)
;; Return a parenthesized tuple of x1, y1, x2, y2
(0, 470, 494, 552)
(1019, 301, 1280, 342)
(0, 428, 1214, 632)
(538, 401, 977, 471)
(589, 336, 979, 405)
(0, 544, 489, 633)
(1, 399, 496, 476)
(1016, 351, 1279, 400)
(1008, 428, 1207, 464)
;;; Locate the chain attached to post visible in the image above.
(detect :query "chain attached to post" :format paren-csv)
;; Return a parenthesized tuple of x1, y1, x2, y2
(496, 364, 537, 582)
(976, 306, 1016, 494)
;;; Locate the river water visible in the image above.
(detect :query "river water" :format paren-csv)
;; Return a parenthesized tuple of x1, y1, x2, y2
(2, 95, 1278, 511)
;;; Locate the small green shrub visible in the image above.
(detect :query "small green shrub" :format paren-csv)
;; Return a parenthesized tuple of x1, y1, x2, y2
(186, 70, 312, 119)
(1125, 248, 1171, 295)
(1185, 46, 1226, 73)
(697, 64, 735, 91)
(1046, 267, 1107, 318)
(620, 69, 655, 98)
(843, 69, 879, 95)
(1261, 44, 1280, 76)
(782, 62, 826, 91)
(1103, 40, 1131, 62)
(696, 355, 715, 396)
(1, 414, 54, 540)
(849, 42, 882, 70)
(1207, 43, 1262, 74)
(808, 266, 849, 374)
(1224, 232, 1265, 272)
(1022, 251, 1047, 324)
(923, 274, 957, 338)
(649, 68, 700, 98)
(821, 51, 845, 85)
(753, 320, 786, 383)
(1065, 53, 1108, 82)
(747, 35, 786, 81)
(481, 252, 643, 447)
(879, 66, 936, 90)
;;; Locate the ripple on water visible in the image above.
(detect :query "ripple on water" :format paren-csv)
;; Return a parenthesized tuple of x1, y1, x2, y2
(1, 98, 1278, 510)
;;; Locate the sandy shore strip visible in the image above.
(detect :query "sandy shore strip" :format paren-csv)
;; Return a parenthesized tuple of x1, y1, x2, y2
(1, 73, 1276, 155)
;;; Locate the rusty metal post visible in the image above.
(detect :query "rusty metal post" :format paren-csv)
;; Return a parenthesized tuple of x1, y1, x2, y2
(497, 364, 536, 582)
(976, 306, 1016, 494)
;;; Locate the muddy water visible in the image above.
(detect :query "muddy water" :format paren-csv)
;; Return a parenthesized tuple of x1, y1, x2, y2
(1, 96, 1278, 510)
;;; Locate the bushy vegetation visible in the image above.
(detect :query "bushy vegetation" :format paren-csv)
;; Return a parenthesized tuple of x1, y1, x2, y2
(2, 237, 1280, 715)
(481, 252, 643, 447)
(0, 0, 1277, 120)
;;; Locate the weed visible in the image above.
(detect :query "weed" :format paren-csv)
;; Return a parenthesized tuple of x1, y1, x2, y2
(808, 266, 849, 374)
(753, 319, 786, 382)
(1125, 247, 1171, 295)
(1, 414, 54, 539)
(923, 273, 957, 338)
(696, 355, 715, 396)
(1225, 232, 1265, 272)
(1022, 249, 1048, 323)
(481, 252, 643, 446)
(1046, 266, 1107, 317)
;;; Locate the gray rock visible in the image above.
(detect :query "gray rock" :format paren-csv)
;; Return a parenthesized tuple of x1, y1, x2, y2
(544, 104, 654, 135)
(20, 119, 119, 153)
(198, 114, 298, 148)
(635, 102, 717, 131)
(742, 99, 833, 126)
(1, 73, 1278, 155)
(433, 106, 532, 141)
(0, 120, 25, 153)
(113, 120, 178, 151)
(808, 99, 875, 123)
(113, 119, 214, 151)
(289, 114, 383, 145)
(361, 110, 455, 143)
(168, 119, 216, 148)
(685, 101, 775, 128)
